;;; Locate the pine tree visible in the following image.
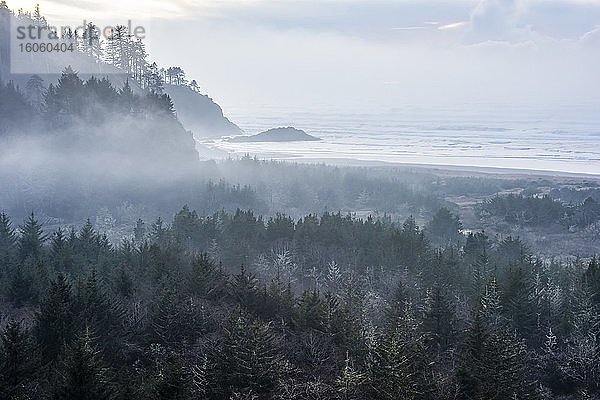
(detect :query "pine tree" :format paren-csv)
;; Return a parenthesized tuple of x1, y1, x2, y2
(114, 263, 134, 298)
(53, 330, 112, 400)
(18, 212, 47, 261)
(36, 273, 75, 363)
(422, 285, 456, 351)
(425, 207, 463, 246)
(32, 3, 46, 26)
(25, 74, 45, 109)
(457, 305, 489, 399)
(0, 212, 16, 279)
(81, 22, 102, 61)
(133, 218, 146, 244)
(150, 217, 169, 245)
(47, 66, 85, 117)
(583, 257, 600, 304)
(559, 284, 600, 395)
(76, 218, 96, 262)
(298, 289, 328, 331)
(217, 310, 283, 398)
(151, 283, 200, 348)
(75, 271, 125, 357)
(7, 262, 37, 306)
(189, 80, 200, 93)
(539, 327, 566, 394)
(502, 264, 537, 341)
(130, 39, 148, 85)
(336, 352, 367, 400)
(50, 227, 74, 273)
(172, 205, 200, 248)
(0, 319, 38, 399)
(117, 80, 136, 115)
(326, 260, 342, 292)
(457, 301, 540, 400)
(146, 62, 164, 94)
(369, 303, 432, 400)
(188, 252, 227, 299)
(463, 231, 489, 265)
(231, 265, 260, 310)
(105, 25, 130, 70)
(152, 354, 192, 400)
(470, 248, 489, 304)
(166, 66, 186, 86)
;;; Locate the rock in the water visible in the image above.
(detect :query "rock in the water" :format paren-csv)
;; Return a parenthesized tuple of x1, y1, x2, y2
(229, 127, 320, 142)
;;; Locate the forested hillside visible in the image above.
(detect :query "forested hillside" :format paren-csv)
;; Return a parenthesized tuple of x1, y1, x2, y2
(0, 3, 240, 139)
(0, 66, 203, 220)
(1, 208, 599, 399)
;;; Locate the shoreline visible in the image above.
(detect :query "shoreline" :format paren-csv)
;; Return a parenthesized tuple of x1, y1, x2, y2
(216, 154, 600, 181)
(296, 158, 600, 179)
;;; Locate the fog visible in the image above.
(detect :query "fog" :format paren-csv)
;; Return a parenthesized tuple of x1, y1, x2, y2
(143, 0, 600, 113)
(7, 0, 599, 113)
(1, 0, 599, 226)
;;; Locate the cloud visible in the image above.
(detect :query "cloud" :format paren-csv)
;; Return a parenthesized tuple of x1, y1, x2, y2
(438, 21, 468, 30)
(581, 25, 600, 43)
(465, 0, 600, 44)
(467, 0, 524, 42)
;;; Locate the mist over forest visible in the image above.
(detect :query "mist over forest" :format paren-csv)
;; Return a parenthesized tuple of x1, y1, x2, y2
(1, 3, 600, 400)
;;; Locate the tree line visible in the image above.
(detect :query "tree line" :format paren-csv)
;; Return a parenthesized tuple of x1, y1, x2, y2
(0, 3, 200, 94)
(1, 207, 599, 399)
(478, 193, 600, 230)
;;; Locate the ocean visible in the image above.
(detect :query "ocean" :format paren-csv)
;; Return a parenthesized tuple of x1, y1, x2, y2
(204, 102, 600, 175)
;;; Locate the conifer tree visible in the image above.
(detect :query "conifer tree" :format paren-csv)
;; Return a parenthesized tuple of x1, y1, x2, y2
(53, 330, 112, 400)
(50, 227, 74, 273)
(75, 271, 125, 357)
(7, 262, 37, 305)
(146, 62, 164, 94)
(151, 283, 200, 348)
(422, 285, 456, 350)
(188, 252, 227, 299)
(0, 319, 38, 399)
(0, 212, 16, 278)
(114, 263, 134, 298)
(25, 74, 45, 109)
(47, 66, 85, 117)
(133, 218, 146, 244)
(336, 352, 367, 400)
(217, 310, 283, 398)
(559, 284, 600, 395)
(425, 207, 463, 246)
(76, 218, 96, 263)
(231, 265, 260, 310)
(457, 300, 540, 400)
(119, 81, 137, 115)
(150, 217, 169, 245)
(152, 354, 192, 400)
(369, 303, 432, 400)
(583, 257, 600, 304)
(81, 22, 102, 61)
(502, 264, 537, 341)
(36, 273, 75, 363)
(18, 212, 47, 261)
(298, 289, 328, 331)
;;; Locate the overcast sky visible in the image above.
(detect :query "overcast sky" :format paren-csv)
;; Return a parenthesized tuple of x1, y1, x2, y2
(7, 0, 600, 112)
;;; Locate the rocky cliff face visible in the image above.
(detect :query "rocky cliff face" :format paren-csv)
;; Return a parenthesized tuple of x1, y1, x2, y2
(165, 84, 242, 139)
